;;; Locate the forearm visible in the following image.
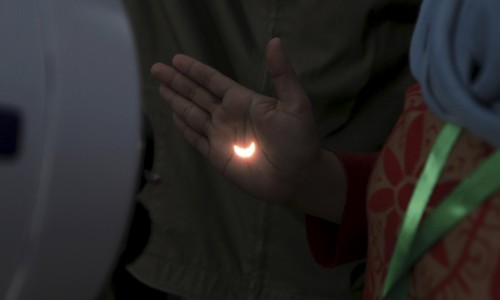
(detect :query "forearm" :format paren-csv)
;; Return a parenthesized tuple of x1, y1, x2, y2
(287, 149, 348, 223)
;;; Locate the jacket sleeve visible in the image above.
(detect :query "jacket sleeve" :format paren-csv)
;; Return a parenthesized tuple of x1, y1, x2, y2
(305, 151, 379, 267)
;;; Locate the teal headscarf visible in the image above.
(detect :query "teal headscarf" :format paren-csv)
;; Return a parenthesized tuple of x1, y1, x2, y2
(411, 0, 500, 146)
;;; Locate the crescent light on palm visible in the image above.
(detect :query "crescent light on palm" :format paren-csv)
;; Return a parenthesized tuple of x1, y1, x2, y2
(233, 142, 256, 158)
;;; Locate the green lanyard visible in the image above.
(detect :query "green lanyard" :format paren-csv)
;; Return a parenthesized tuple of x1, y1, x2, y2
(382, 123, 500, 299)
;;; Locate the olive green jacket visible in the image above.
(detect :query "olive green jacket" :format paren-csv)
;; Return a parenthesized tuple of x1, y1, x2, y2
(123, 1, 418, 299)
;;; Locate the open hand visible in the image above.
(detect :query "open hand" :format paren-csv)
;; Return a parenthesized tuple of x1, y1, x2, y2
(151, 38, 323, 203)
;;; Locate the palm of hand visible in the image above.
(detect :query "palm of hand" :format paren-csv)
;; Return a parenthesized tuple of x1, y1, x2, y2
(152, 38, 320, 202)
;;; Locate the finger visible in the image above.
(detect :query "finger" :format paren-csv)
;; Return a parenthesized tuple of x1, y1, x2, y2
(151, 62, 219, 114)
(171, 54, 238, 99)
(159, 84, 212, 136)
(172, 112, 210, 158)
(265, 38, 311, 113)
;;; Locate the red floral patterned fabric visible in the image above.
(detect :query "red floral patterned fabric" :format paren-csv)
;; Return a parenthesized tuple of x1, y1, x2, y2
(307, 84, 500, 299)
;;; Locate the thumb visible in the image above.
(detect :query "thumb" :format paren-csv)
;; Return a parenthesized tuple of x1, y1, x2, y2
(266, 38, 311, 113)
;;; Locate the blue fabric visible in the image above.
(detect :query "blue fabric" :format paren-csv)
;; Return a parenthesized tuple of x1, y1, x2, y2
(410, 0, 500, 146)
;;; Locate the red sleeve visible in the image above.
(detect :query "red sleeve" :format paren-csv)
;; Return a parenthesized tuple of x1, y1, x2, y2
(305, 151, 378, 267)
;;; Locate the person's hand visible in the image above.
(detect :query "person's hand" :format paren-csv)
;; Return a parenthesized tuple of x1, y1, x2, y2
(151, 38, 324, 203)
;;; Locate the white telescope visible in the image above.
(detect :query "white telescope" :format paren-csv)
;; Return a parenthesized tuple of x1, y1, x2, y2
(0, 1, 141, 299)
